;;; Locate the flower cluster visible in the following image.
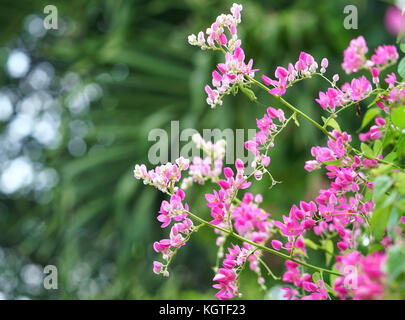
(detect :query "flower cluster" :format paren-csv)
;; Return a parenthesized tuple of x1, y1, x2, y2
(205, 158, 251, 225)
(181, 133, 225, 189)
(333, 251, 387, 300)
(134, 3, 405, 301)
(305, 130, 351, 171)
(153, 189, 194, 276)
(342, 35, 398, 74)
(232, 192, 272, 242)
(341, 36, 369, 74)
(315, 75, 373, 111)
(134, 157, 189, 193)
(301, 131, 376, 252)
(188, 3, 243, 51)
(281, 260, 329, 300)
(188, 4, 259, 108)
(213, 243, 253, 300)
(244, 106, 285, 168)
(359, 117, 386, 142)
(157, 189, 189, 228)
(262, 52, 327, 96)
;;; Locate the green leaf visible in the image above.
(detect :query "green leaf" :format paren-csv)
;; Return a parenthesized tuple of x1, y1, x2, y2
(322, 116, 341, 133)
(383, 152, 398, 163)
(371, 164, 393, 176)
(396, 30, 405, 43)
(398, 57, 405, 79)
(392, 106, 405, 129)
(304, 238, 319, 250)
(373, 175, 394, 202)
(387, 246, 405, 283)
(322, 239, 334, 265)
(373, 139, 383, 155)
(382, 190, 398, 208)
(370, 206, 391, 241)
(401, 43, 405, 53)
(387, 206, 399, 237)
(329, 266, 340, 290)
(361, 142, 374, 158)
(359, 108, 380, 131)
(396, 173, 405, 194)
(293, 112, 300, 127)
(239, 86, 257, 102)
(395, 135, 405, 157)
(312, 272, 321, 283)
(322, 158, 343, 166)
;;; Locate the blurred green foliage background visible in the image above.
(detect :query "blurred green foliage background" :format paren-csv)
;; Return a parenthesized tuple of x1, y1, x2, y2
(0, 0, 401, 299)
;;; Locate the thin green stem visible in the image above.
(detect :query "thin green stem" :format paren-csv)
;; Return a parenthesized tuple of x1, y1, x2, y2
(245, 74, 334, 139)
(184, 209, 342, 276)
(257, 256, 280, 280)
(245, 74, 404, 172)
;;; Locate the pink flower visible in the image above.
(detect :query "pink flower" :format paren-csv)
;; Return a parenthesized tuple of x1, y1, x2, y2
(281, 287, 299, 300)
(321, 58, 329, 69)
(304, 160, 320, 172)
(271, 240, 283, 251)
(371, 45, 399, 66)
(315, 88, 343, 111)
(334, 251, 387, 300)
(235, 158, 244, 170)
(369, 125, 382, 140)
(274, 216, 303, 237)
(385, 6, 405, 35)
(153, 261, 163, 274)
(157, 189, 188, 228)
(342, 36, 368, 74)
(153, 239, 171, 254)
(262, 74, 272, 86)
(319, 203, 335, 222)
(385, 72, 396, 88)
(213, 243, 245, 300)
(380, 237, 391, 249)
(371, 67, 379, 84)
(269, 79, 287, 96)
(337, 241, 348, 252)
(349, 76, 371, 101)
(275, 66, 288, 80)
(205, 189, 226, 224)
(375, 117, 386, 127)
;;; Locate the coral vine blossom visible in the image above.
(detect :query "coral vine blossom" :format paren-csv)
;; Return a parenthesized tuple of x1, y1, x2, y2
(134, 3, 405, 300)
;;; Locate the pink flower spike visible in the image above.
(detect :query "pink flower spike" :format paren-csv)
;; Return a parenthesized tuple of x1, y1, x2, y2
(401, 216, 405, 225)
